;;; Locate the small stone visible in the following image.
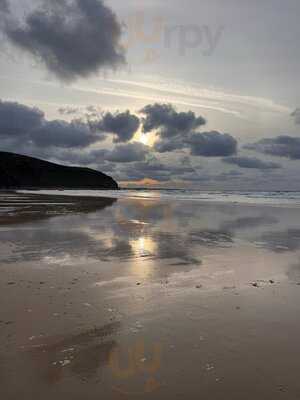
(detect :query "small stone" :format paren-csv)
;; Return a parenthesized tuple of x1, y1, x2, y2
(196, 285, 202, 289)
(278, 385, 286, 392)
(252, 282, 259, 288)
(269, 280, 275, 284)
(136, 282, 141, 286)
(205, 363, 214, 371)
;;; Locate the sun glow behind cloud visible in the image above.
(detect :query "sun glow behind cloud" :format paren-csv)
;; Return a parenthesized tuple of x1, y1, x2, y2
(139, 133, 149, 145)
(133, 129, 156, 147)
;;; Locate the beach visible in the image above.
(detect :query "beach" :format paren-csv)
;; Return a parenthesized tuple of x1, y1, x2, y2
(1, 191, 300, 399)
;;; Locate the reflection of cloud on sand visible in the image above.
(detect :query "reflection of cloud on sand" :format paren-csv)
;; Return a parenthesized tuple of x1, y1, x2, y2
(258, 229, 300, 253)
(26, 322, 121, 385)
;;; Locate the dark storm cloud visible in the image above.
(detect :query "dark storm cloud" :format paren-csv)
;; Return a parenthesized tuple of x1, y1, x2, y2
(4, 0, 125, 82)
(0, 100, 44, 136)
(90, 111, 140, 143)
(140, 103, 206, 137)
(188, 131, 237, 157)
(223, 156, 281, 170)
(105, 142, 150, 163)
(246, 136, 300, 160)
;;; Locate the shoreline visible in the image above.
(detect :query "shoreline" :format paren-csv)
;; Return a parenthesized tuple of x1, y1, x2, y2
(17, 188, 300, 208)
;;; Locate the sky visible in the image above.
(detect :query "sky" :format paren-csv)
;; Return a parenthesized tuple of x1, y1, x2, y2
(0, 0, 300, 190)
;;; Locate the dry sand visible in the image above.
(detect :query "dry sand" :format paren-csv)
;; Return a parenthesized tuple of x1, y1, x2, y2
(1, 191, 300, 399)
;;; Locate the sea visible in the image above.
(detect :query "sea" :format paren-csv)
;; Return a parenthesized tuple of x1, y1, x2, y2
(19, 189, 300, 207)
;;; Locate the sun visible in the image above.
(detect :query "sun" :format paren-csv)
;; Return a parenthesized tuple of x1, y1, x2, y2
(134, 130, 156, 146)
(139, 133, 149, 145)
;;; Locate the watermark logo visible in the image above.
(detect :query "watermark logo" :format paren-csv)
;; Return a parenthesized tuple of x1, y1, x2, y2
(109, 338, 163, 395)
(122, 11, 224, 64)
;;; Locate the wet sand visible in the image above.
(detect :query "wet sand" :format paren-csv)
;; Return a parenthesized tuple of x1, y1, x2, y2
(1, 192, 300, 399)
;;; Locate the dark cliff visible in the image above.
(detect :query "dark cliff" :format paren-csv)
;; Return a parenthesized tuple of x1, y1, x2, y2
(0, 152, 119, 190)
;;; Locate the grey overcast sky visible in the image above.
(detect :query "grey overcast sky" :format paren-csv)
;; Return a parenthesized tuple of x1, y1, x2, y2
(0, 0, 300, 189)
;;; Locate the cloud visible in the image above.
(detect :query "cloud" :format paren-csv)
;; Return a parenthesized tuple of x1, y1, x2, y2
(90, 110, 140, 143)
(0, 99, 44, 136)
(0, 99, 250, 186)
(58, 107, 79, 116)
(0, 100, 144, 155)
(291, 109, 300, 124)
(31, 119, 105, 149)
(153, 137, 184, 153)
(246, 136, 300, 160)
(0, 99, 104, 150)
(141, 103, 206, 137)
(4, 0, 125, 82)
(105, 142, 150, 163)
(46, 145, 151, 170)
(223, 156, 281, 170)
(140, 103, 208, 154)
(113, 155, 197, 182)
(139, 104, 236, 158)
(0, 0, 9, 14)
(188, 131, 237, 157)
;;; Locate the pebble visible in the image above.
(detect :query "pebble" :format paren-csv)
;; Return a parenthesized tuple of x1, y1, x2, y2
(205, 363, 215, 371)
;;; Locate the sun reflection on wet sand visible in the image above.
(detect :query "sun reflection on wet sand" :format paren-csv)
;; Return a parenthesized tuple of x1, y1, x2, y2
(130, 236, 157, 279)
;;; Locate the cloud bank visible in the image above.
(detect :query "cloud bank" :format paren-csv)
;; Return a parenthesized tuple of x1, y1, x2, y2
(246, 136, 300, 160)
(223, 156, 281, 170)
(2, 99, 294, 186)
(0, 100, 141, 154)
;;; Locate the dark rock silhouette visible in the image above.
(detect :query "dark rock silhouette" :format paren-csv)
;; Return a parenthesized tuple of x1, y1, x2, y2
(0, 152, 119, 189)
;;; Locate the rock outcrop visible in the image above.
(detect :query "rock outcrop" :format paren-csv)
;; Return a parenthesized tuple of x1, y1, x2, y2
(0, 152, 119, 189)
